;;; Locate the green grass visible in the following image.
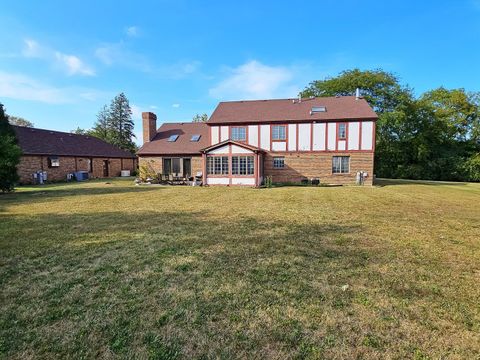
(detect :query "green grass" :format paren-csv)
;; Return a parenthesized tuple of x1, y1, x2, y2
(1, 178, 479, 359)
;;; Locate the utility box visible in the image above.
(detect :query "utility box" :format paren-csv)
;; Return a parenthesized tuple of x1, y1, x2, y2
(75, 171, 89, 181)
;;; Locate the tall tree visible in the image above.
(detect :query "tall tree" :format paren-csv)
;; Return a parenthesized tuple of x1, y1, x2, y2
(107, 93, 136, 153)
(90, 105, 111, 141)
(8, 116, 34, 127)
(0, 104, 22, 193)
(192, 113, 208, 122)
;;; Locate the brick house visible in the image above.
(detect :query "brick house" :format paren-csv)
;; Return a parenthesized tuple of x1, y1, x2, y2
(14, 126, 137, 184)
(137, 95, 377, 186)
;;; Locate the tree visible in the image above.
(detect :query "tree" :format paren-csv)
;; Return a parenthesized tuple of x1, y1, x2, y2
(90, 105, 110, 141)
(107, 93, 136, 153)
(193, 113, 208, 122)
(71, 127, 92, 135)
(8, 116, 34, 127)
(0, 104, 22, 193)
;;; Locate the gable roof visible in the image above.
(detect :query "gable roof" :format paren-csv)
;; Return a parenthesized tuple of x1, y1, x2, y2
(137, 122, 209, 155)
(200, 139, 264, 154)
(208, 96, 378, 124)
(13, 126, 135, 158)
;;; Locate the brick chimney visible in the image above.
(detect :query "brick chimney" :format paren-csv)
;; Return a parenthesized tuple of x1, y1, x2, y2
(142, 112, 157, 143)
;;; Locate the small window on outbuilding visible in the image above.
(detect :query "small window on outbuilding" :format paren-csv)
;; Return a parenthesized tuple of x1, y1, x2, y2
(48, 156, 60, 167)
(190, 134, 201, 142)
(167, 134, 179, 142)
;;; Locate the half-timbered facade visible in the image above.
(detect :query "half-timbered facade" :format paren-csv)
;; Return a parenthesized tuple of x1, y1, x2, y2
(137, 95, 377, 186)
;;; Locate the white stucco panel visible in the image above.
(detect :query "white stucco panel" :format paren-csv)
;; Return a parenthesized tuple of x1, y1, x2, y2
(220, 126, 229, 141)
(361, 121, 373, 150)
(231, 177, 255, 185)
(288, 124, 296, 151)
(272, 142, 287, 151)
(327, 122, 336, 150)
(248, 125, 258, 147)
(338, 140, 346, 151)
(208, 144, 229, 154)
(231, 145, 253, 154)
(210, 126, 219, 145)
(260, 125, 270, 150)
(207, 177, 229, 185)
(312, 123, 326, 151)
(348, 122, 360, 150)
(298, 123, 311, 151)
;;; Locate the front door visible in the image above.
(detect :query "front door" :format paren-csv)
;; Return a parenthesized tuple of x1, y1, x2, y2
(103, 160, 109, 177)
(183, 158, 191, 178)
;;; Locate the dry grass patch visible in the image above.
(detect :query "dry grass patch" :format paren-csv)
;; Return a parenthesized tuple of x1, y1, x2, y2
(0, 178, 479, 359)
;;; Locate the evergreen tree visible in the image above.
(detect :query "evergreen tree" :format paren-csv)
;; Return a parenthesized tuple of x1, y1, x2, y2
(0, 104, 22, 193)
(90, 105, 110, 141)
(107, 93, 136, 153)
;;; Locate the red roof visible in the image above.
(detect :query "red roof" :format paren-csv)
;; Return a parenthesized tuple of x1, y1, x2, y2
(137, 122, 209, 155)
(200, 139, 264, 153)
(208, 96, 377, 124)
(14, 126, 135, 158)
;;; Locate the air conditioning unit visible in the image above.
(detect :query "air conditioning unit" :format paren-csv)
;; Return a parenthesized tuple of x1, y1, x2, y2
(74, 171, 89, 181)
(120, 170, 131, 177)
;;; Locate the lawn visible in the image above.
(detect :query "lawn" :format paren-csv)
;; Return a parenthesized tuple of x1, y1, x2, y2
(0, 179, 479, 359)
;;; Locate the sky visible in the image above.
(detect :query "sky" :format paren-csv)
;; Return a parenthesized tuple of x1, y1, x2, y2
(1, 0, 479, 144)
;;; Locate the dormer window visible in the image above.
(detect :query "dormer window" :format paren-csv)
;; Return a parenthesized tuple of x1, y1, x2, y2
(167, 134, 179, 142)
(231, 127, 246, 141)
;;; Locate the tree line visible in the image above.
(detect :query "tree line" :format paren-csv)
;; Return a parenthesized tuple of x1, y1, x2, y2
(301, 69, 480, 182)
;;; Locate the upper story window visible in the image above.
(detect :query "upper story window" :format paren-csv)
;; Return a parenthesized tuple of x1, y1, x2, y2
(272, 125, 286, 141)
(231, 127, 247, 141)
(338, 123, 347, 139)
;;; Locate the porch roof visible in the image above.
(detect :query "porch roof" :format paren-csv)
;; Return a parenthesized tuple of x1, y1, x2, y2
(200, 139, 264, 154)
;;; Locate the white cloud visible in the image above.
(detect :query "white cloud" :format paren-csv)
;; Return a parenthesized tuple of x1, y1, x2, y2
(0, 71, 105, 104)
(55, 52, 95, 76)
(209, 60, 300, 100)
(21, 38, 95, 76)
(125, 26, 139, 37)
(149, 105, 158, 109)
(0, 72, 71, 103)
(172, 103, 180, 108)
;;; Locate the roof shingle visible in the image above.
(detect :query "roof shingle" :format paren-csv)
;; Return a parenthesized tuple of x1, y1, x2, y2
(137, 122, 209, 155)
(13, 126, 135, 158)
(208, 96, 377, 124)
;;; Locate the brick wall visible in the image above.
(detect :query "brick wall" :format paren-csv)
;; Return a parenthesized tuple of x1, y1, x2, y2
(139, 156, 203, 178)
(17, 155, 137, 184)
(264, 152, 374, 185)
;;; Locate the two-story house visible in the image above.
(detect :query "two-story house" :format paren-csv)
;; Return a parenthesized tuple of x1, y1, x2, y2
(137, 95, 377, 186)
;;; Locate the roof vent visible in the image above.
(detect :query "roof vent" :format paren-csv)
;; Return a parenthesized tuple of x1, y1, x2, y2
(355, 88, 361, 100)
(310, 106, 326, 115)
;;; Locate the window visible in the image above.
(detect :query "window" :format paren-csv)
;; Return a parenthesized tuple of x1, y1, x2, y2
(207, 156, 229, 175)
(273, 157, 285, 169)
(167, 134, 179, 142)
(231, 127, 246, 141)
(232, 156, 254, 175)
(272, 125, 286, 140)
(311, 106, 326, 113)
(48, 156, 60, 167)
(163, 158, 172, 175)
(338, 123, 347, 139)
(332, 156, 350, 174)
(190, 134, 201, 142)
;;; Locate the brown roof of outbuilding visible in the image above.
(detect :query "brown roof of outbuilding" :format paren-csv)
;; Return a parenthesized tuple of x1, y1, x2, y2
(137, 122, 209, 155)
(13, 126, 135, 158)
(208, 96, 378, 124)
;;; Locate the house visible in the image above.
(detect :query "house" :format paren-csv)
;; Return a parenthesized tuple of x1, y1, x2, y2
(14, 125, 137, 184)
(137, 95, 377, 186)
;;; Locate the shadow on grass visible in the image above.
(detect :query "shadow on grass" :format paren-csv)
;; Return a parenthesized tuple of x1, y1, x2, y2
(375, 178, 470, 187)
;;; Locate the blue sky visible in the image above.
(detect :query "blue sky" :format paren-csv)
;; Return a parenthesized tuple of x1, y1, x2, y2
(1, 0, 479, 144)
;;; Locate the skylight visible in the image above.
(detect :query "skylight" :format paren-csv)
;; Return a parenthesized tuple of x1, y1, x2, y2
(311, 106, 326, 113)
(167, 134, 179, 142)
(190, 134, 201, 142)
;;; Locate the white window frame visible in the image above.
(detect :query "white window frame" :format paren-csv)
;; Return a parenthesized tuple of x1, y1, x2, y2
(273, 156, 285, 169)
(272, 125, 286, 141)
(332, 156, 350, 174)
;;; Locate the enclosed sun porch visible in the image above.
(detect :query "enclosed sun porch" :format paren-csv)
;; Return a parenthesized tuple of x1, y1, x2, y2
(200, 140, 264, 186)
